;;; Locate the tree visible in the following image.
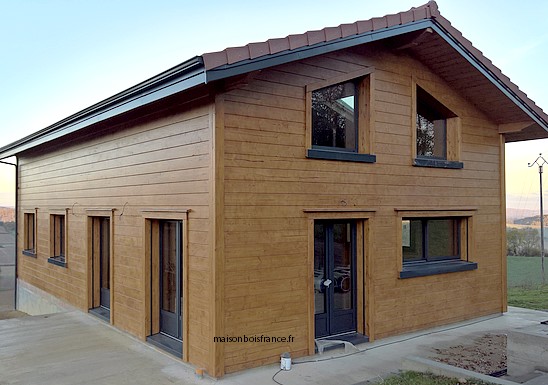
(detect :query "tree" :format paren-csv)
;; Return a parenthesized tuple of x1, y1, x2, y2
(507, 227, 541, 256)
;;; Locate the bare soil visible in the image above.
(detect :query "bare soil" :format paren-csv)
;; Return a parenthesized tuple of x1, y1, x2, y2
(431, 333, 507, 375)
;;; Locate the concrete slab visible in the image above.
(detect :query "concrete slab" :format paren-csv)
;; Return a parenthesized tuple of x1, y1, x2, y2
(0, 307, 546, 385)
(508, 323, 548, 376)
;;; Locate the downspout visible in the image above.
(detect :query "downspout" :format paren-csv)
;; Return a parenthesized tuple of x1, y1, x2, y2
(0, 159, 17, 309)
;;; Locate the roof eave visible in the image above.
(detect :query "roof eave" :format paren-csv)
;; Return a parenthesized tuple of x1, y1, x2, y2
(205, 20, 433, 83)
(0, 57, 206, 159)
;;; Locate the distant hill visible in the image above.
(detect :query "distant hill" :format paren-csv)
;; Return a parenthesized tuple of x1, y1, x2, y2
(0, 207, 14, 223)
(507, 208, 538, 224)
(513, 215, 548, 226)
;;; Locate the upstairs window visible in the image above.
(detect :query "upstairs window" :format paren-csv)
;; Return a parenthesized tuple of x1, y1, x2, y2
(414, 86, 462, 169)
(416, 86, 455, 159)
(306, 71, 376, 164)
(312, 81, 357, 152)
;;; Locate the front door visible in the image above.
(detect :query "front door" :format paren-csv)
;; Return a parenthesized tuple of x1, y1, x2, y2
(314, 221, 356, 338)
(92, 217, 110, 313)
(159, 220, 183, 340)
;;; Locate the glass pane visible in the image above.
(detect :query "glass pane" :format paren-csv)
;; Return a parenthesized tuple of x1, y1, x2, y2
(28, 214, 34, 250)
(333, 223, 352, 311)
(403, 219, 423, 262)
(427, 219, 459, 259)
(161, 221, 177, 313)
(312, 82, 356, 150)
(417, 114, 446, 158)
(100, 218, 110, 290)
(314, 223, 326, 315)
(416, 86, 451, 159)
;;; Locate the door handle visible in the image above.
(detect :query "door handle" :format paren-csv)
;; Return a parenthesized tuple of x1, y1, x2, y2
(323, 279, 332, 287)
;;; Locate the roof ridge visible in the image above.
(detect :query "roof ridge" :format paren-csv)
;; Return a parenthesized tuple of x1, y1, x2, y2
(202, 1, 439, 70)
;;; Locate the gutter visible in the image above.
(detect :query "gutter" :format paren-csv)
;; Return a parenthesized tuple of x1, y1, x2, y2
(0, 57, 207, 159)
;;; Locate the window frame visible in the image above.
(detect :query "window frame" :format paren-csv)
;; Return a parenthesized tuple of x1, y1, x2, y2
(412, 81, 463, 169)
(305, 67, 376, 163)
(22, 210, 37, 257)
(48, 210, 68, 267)
(402, 217, 462, 263)
(396, 208, 477, 279)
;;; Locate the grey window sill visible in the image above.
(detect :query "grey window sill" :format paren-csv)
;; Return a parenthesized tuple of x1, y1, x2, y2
(48, 256, 67, 268)
(400, 260, 477, 279)
(414, 157, 463, 169)
(307, 148, 376, 163)
(22, 250, 37, 258)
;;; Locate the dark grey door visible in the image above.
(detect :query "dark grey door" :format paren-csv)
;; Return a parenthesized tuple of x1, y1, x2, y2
(99, 218, 110, 309)
(314, 221, 356, 338)
(92, 217, 110, 311)
(159, 220, 183, 340)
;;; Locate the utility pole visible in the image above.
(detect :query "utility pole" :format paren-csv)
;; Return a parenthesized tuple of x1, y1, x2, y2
(528, 153, 546, 284)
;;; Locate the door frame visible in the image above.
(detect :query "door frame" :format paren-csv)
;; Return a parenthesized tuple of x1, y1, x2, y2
(142, 210, 189, 361)
(86, 209, 115, 324)
(304, 209, 374, 355)
(314, 220, 357, 338)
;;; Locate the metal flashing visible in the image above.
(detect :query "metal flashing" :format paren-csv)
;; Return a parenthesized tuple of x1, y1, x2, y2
(0, 57, 206, 159)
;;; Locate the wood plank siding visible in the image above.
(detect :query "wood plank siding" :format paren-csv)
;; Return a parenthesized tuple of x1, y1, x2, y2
(15, 43, 506, 376)
(220, 46, 504, 373)
(17, 95, 214, 372)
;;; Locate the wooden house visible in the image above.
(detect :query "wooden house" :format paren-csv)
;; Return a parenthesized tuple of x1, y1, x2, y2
(1, 1, 547, 377)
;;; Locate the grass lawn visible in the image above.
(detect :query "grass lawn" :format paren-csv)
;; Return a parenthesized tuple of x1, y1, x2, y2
(507, 255, 546, 287)
(507, 285, 548, 310)
(507, 255, 548, 310)
(378, 371, 494, 385)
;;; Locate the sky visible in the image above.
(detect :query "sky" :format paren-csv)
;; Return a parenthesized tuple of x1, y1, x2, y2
(0, 0, 547, 214)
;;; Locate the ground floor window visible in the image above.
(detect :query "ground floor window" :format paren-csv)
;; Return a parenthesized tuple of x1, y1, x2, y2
(399, 213, 477, 279)
(402, 218, 460, 263)
(23, 212, 36, 256)
(48, 214, 67, 267)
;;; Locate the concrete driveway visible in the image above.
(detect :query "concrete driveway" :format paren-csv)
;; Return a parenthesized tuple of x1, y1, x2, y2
(0, 308, 547, 385)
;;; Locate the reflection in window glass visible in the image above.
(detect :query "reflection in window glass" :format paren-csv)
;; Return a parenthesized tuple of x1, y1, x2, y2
(416, 86, 455, 159)
(402, 218, 461, 263)
(312, 82, 356, 151)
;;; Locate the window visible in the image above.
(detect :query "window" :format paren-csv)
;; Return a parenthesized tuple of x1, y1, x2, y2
(23, 212, 36, 256)
(400, 215, 477, 278)
(414, 86, 462, 169)
(306, 72, 376, 163)
(403, 218, 460, 263)
(312, 81, 357, 151)
(49, 214, 66, 267)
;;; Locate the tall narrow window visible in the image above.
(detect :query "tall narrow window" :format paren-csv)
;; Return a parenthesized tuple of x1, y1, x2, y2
(312, 81, 357, 151)
(23, 213, 36, 255)
(49, 214, 66, 266)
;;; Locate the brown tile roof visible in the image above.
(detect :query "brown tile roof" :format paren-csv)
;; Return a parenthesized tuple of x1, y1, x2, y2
(201, 1, 546, 131)
(202, 2, 439, 70)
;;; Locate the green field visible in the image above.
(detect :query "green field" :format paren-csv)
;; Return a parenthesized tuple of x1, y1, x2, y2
(507, 255, 548, 310)
(507, 255, 546, 287)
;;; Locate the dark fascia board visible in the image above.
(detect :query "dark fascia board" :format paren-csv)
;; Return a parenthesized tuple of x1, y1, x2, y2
(205, 20, 433, 82)
(0, 57, 206, 159)
(428, 22, 548, 133)
(2, 18, 546, 159)
(206, 19, 547, 135)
